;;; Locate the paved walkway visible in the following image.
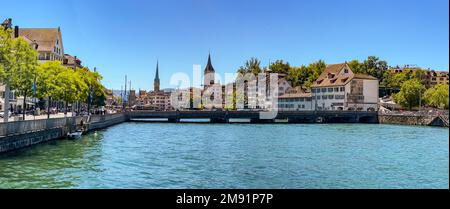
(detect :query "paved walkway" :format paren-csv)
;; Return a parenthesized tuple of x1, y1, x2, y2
(1, 113, 71, 123)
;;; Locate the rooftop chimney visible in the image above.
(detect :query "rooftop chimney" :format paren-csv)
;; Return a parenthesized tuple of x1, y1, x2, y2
(14, 26, 19, 38)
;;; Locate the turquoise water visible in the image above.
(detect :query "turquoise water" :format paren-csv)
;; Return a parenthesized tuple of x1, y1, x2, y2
(0, 123, 448, 189)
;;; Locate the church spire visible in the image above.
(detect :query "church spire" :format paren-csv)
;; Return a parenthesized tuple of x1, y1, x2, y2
(205, 52, 215, 73)
(204, 52, 215, 89)
(154, 60, 160, 92)
(155, 60, 160, 80)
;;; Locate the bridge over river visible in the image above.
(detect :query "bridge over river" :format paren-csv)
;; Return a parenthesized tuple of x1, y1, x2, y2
(128, 110, 379, 123)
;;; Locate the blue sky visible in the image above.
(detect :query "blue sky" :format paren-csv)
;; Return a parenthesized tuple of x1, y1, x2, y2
(1, 0, 448, 90)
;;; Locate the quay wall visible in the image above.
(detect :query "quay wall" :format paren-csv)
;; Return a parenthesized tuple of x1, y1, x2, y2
(378, 113, 448, 127)
(0, 113, 128, 154)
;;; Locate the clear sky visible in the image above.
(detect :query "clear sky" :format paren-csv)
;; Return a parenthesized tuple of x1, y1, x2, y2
(1, 0, 449, 90)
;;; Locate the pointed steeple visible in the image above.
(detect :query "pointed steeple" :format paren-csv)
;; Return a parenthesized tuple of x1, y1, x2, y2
(204, 52, 215, 73)
(155, 60, 160, 81)
(204, 52, 215, 88)
(154, 60, 160, 92)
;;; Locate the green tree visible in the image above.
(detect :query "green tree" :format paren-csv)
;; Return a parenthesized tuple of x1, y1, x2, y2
(10, 37, 39, 118)
(347, 60, 364, 74)
(52, 67, 81, 115)
(306, 60, 326, 87)
(308, 60, 326, 76)
(411, 68, 428, 86)
(85, 69, 106, 107)
(237, 57, 262, 75)
(269, 60, 290, 75)
(285, 60, 326, 88)
(363, 56, 388, 81)
(424, 84, 449, 109)
(0, 28, 15, 122)
(288, 65, 310, 87)
(393, 79, 425, 110)
(36, 61, 66, 118)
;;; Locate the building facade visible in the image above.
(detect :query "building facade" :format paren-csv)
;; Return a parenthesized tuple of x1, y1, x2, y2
(311, 63, 379, 111)
(18, 27, 64, 63)
(136, 62, 172, 110)
(63, 54, 82, 69)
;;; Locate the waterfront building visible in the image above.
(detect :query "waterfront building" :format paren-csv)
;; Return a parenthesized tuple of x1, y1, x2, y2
(18, 27, 65, 63)
(238, 69, 291, 110)
(136, 62, 172, 110)
(426, 70, 449, 87)
(311, 63, 379, 111)
(63, 54, 82, 69)
(278, 93, 313, 111)
(0, 85, 17, 113)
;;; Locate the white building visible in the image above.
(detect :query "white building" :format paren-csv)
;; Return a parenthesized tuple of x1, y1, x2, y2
(278, 92, 313, 111)
(311, 63, 379, 111)
(19, 27, 65, 63)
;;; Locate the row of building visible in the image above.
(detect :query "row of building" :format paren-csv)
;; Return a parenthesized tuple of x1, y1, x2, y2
(130, 54, 381, 112)
(1, 18, 85, 114)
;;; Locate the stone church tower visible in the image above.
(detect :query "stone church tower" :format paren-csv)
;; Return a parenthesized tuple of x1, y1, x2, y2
(154, 61, 160, 92)
(204, 53, 215, 89)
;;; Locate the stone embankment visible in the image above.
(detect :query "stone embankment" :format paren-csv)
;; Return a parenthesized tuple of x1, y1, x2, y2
(0, 113, 127, 153)
(378, 112, 449, 127)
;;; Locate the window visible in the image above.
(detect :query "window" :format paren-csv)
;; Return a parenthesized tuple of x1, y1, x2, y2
(334, 87, 339, 92)
(321, 88, 327, 93)
(322, 95, 327, 100)
(340, 87, 345, 92)
(306, 98, 312, 101)
(299, 98, 305, 102)
(328, 88, 334, 92)
(328, 95, 334, 99)
(344, 69, 349, 73)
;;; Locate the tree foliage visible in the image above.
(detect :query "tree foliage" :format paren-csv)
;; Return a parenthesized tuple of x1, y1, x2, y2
(0, 28, 15, 83)
(269, 60, 290, 75)
(393, 79, 425, 110)
(346, 56, 387, 81)
(424, 84, 449, 109)
(287, 60, 326, 88)
(237, 57, 262, 75)
(1, 27, 108, 117)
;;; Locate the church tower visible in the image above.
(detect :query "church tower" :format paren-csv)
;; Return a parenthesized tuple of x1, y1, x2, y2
(154, 61, 160, 92)
(204, 53, 215, 89)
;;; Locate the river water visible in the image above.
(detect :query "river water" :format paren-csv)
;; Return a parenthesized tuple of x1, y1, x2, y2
(0, 123, 448, 189)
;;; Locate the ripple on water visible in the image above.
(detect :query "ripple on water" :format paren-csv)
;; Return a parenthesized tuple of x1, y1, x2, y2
(0, 123, 448, 189)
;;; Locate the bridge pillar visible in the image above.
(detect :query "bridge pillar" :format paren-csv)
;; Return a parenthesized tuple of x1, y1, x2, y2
(250, 118, 275, 123)
(210, 118, 229, 123)
(168, 118, 180, 123)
